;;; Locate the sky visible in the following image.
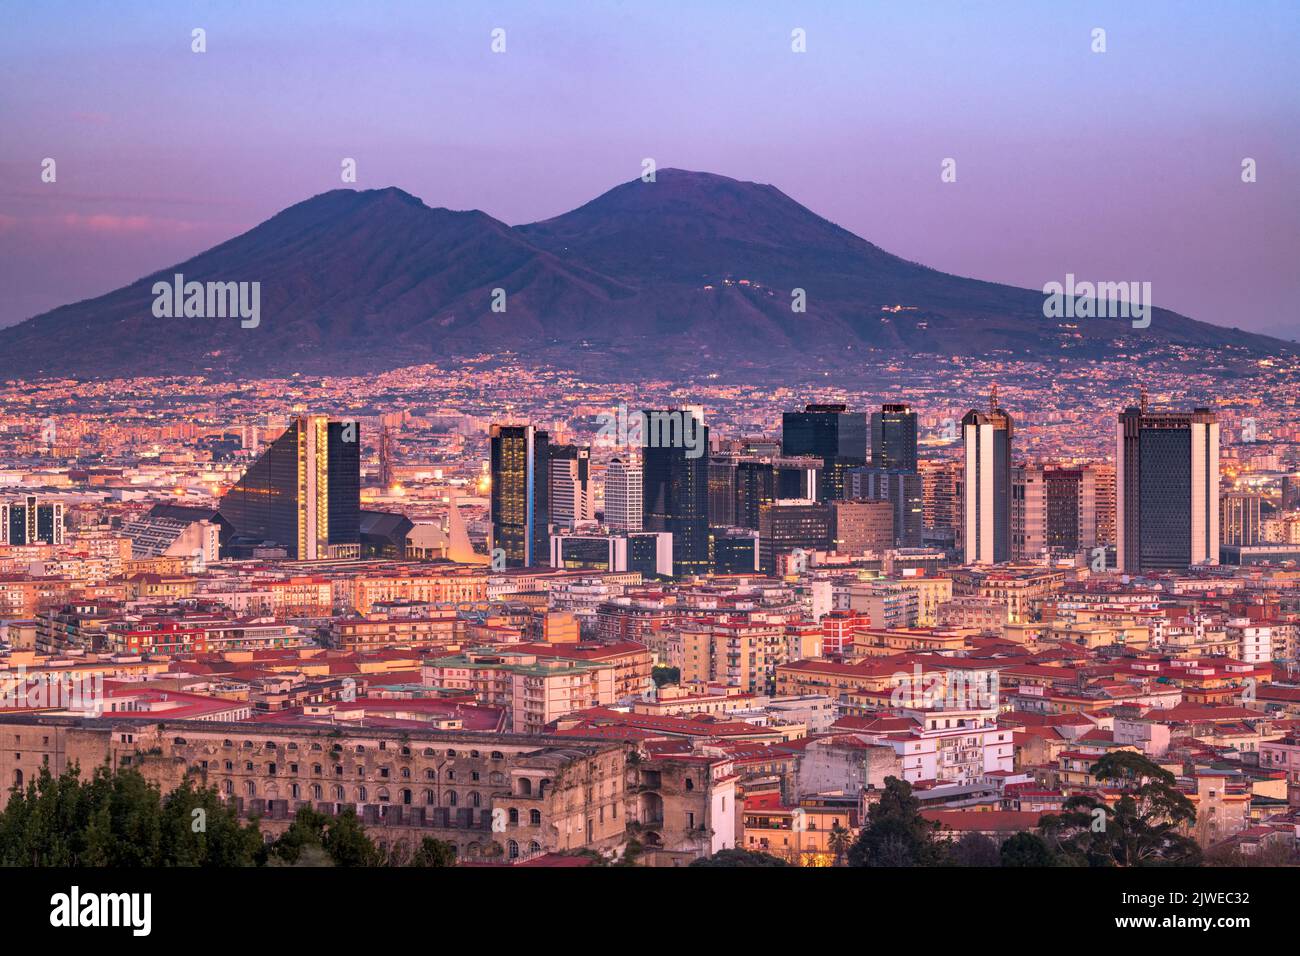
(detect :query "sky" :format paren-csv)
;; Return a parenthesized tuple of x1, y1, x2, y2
(1, 0, 1297, 338)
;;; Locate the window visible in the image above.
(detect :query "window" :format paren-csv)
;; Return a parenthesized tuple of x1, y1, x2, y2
(530, 809, 541, 826)
(509, 808, 519, 824)
(508, 840, 519, 860)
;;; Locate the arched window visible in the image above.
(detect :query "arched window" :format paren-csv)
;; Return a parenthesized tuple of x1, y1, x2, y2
(312, 764, 323, 775)
(312, 784, 323, 800)
(470, 791, 481, 808)
(401, 789, 412, 805)
(423, 748, 436, 757)
(529, 841, 541, 855)
(530, 809, 541, 826)
(291, 783, 301, 799)
(685, 778, 694, 791)
(357, 786, 368, 802)
(377, 789, 390, 803)
(446, 791, 457, 806)
(491, 751, 504, 760)
(401, 767, 410, 778)
(425, 789, 435, 805)
(508, 840, 519, 860)
(508, 808, 519, 824)
(518, 778, 532, 796)
(425, 769, 436, 780)
(245, 781, 256, 796)
(333, 785, 344, 800)
(223, 780, 232, 794)
(13, 769, 21, 788)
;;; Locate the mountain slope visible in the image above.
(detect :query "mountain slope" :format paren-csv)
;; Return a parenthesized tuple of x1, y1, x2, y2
(0, 170, 1289, 379)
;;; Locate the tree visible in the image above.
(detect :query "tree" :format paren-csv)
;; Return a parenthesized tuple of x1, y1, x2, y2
(1039, 751, 1201, 867)
(411, 837, 458, 867)
(651, 666, 681, 688)
(847, 777, 945, 867)
(947, 831, 1000, 867)
(1000, 832, 1056, 867)
(827, 823, 852, 867)
(159, 778, 264, 866)
(689, 848, 791, 867)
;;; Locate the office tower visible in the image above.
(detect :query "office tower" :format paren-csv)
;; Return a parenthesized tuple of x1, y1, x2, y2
(962, 387, 1013, 565)
(1012, 465, 1104, 559)
(604, 458, 642, 532)
(1011, 466, 1046, 560)
(871, 403, 919, 471)
(1221, 493, 1262, 547)
(733, 457, 821, 530)
(758, 499, 832, 574)
(921, 458, 962, 533)
(708, 458, 738, 528)
(831, 499, 894, 553)
(219, 414, 360, 560)
(1092, 463, 1116, 547)
(0, 494, 64, 545)
(550, 529, 673, 577)
(781, 403, 867, 501)
(1116, 403, 1219, 572)
(1282, 474, 1300, 511)
(490, 423, 550, 567)
(712, 528, 760, 573)
(548, 444, 592, 529)
(846, 468, 924, 547)
(642, 409, 710, 577)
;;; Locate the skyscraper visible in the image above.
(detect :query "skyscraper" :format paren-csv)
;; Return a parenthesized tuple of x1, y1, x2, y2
(846, 468, 924, 547)
(643, 409, 710, 577)
(490, 423, 550, 567)
(219, 414, 360, 560)
(604, 458, 642, 532)
(871, 403, 918, 472)
(548, 444, 592, 529)
(781, 404, 867, 501)
(0, 494, 64, 545)
(1116, 402, 1219, 572)
(962, 388, 1013, 565)
(1221, 493, 1262, 547)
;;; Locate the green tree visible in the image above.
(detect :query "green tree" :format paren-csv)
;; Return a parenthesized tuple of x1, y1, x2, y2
(689, 848, 791, 867)
(827, 823, 852, 867)
(1039, 751, 1200, 867)
(847, 777, 945, 867)
(947, 831, 1001, 867)
(159, 778, 264, 866)
(1000, 831, 1056, 867)
(410, 837, 458, 867)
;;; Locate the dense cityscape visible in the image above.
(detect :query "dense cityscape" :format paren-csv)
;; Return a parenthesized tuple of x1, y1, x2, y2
(1, 349, 1298, 876)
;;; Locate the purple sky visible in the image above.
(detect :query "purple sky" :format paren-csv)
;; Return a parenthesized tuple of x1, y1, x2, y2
(2, 0, 1297, 339)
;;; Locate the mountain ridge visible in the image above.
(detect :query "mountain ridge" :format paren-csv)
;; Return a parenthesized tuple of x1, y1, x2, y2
(0, 169, 1289, 380)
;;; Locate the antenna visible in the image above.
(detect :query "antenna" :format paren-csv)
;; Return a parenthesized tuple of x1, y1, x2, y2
(1139, 388, 1148, 415)
(989, 383, 999, 415)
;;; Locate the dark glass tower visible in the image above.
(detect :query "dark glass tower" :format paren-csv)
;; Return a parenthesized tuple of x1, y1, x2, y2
(846, 468, 924, 547)
(490, 424, 550, 567)
(781, 404, 867, 501)
(642, 410, 710, 577)
(219, 414, 361, 559)
(1117, 405, 1218, 572)
(870, 403, 918, 472)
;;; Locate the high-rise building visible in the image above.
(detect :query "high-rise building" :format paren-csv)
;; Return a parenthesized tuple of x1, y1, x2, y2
(1221, 493, 1262, 547)
(604, 458, 642, 532)
(831, 499, 894, 553)
(962, 388, 1013, 565)
(490, 424, 550, 567)
(219, 414, 360, 560)
(732, 457, 821, 529)
(871, 403, 918, 472)
(1, 494, 64, 546)
(782, 404, 867, 501)
(550, 529, 673, 577)
(846, 468, 924, 547)
(707, 458, 738, 528)
(921, 458, 962, 533)
(643, 410, 710, 577)
(1012, 464, 1107, 559)
(1116, 403, 1219, 572)
(548, 444, 592, 529)
(758, 499, 832, 573)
